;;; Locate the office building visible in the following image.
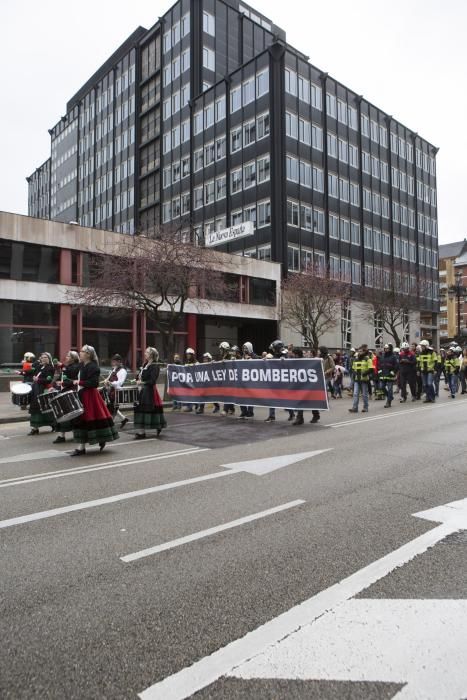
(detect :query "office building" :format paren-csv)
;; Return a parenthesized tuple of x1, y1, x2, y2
(26, 0, 439, 346)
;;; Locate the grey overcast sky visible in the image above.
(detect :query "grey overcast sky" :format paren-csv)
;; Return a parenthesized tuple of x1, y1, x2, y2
(0, 0, 465, 244)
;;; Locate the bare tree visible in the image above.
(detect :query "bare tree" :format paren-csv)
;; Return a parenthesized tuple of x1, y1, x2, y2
(68, 227, 230, 360)
(362, 275, 419, 347)
(282, 268, 350, 350)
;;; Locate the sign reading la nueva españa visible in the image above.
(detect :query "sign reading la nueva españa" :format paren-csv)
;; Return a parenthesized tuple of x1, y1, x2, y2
(167, 358, 329, 410)
(204, 221, 254, 247)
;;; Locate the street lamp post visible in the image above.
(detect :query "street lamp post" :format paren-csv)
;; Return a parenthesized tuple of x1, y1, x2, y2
(448, 271, 467, 341)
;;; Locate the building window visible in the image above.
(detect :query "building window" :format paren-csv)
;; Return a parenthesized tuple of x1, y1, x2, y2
(313, 167, 324, 192)
(328, 173, 338, 198)
(352, 260, 361, 284)
(312, 124, 323, 150)
(243, 77, 255, 105)
(257, 155, 270, 183)
(326, 93, 337, 118)
(329, 213, 339, 239)
(230, 85, 241, 113)
(204, 180, 215, 205)
(287, 200, 299, 227)
(313, 209, 325, 234)
(243, 161, 256, 189)
(301, 204, 312, 230)
(311, 83, 322, 110)
(193, 148, 203, 172)
(285, 111, 298, 139)
(216, 136, 226, 161)
(299, 118, 311, 146)
(256, 68, 269, 97)
(216, 175, 226, 200)
(216, 96, 226, 122)
(231, 209, 243, 226)
(193, 111, 203, 135)
(194, 186, 203, 209)
(286, 155, 299, 182)
(284, 68, 297, 96)
(327, 133, 337, 158)
(231, 126, 242, 153)
(204, 141, 215, 166)
(257, 112, 270, 140)
(203, 11, 215, 36)
(181, 49, 190, 73)
(231, 168, 243, 194)
(337, 99, 347, 125)
(243, 119, 256, 146)
(257, 200, 271, 228)
(351, 221, 360, 245)
(203, 47, 215, 71)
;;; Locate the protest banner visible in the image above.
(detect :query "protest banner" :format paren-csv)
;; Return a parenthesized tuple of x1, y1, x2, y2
(167, 358, 329, 410)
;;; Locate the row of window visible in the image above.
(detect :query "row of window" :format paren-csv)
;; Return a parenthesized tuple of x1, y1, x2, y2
(51, 144, 78, 171)
(286, 111, 323, 150)
(51, 194, 77, 217)
(230, 113, 270, 153)
(229, 155, 271, 193)
(328, 134, 358, 167)
(326, 94, 358, 130)
(361, 115, 388, 147)
(51, 119, 77, 146)
(162, 120, 190, 153)
(57, 168, 77, 191)
(193, 96, 226, 134)
(230, 68, 269, 113)
(328, 214, 361, 244)
(415, 148, 436, 175)
(416, 181, 437, 206)
(230, 200, 271, 228)
(162, 83, 191, 120)
(163, 48, 191, 87)
(284, 68, 322, 110)
(286, 156, 324, 192)
(391, 166, 414, 195)
(193, 137, 226, 171)
(328, 173, 359, 205)
(286, 201, 325, 234)
(114, 66, 135, 99)
(163, 14, 190, 53)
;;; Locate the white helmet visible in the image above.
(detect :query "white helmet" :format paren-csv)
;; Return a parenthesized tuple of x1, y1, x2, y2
(455, 346, 462, 353)
(219, 341, 230, 350)
(420, 339, 429, 347)
(394, 347, 400, 353)
(401, 342, 410, 350)
(185, 347, 195, 355)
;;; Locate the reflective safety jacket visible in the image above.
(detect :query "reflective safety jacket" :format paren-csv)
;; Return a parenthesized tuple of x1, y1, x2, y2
(445, 356, 461, 375)
(416, 350, 437, 373)
(352, 354, 373, 381)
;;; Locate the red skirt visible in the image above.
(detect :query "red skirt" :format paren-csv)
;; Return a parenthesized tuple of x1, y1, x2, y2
(73, 388, 119, 445)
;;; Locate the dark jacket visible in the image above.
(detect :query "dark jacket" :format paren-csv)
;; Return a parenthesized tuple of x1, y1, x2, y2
(138, 362, 160, 410)
(378, 352, 399, 378)
(398, 350, 416, 374)
(30, 363, 54, 410)
(78, 361, 100, 391)
(61, 361, 80, 390)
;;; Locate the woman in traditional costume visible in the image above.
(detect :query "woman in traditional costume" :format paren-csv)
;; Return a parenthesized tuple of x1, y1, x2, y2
(28, 352, 55, 435)
(70, 345, 119, 456)
(52, 350, 81, 444)
(133, 347, 166, 439)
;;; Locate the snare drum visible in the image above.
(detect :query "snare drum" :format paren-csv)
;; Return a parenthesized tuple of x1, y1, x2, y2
(115, 386, 140, 406)
(98, 386, 111, 405)
(38, 390, 60, 414)
(11, 382, 32, 407)
(50, 390, 84, 423)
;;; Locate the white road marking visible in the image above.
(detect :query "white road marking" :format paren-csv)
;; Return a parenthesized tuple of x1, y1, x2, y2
(220, 450, 332, 475)
(0, 450, 328, 528)
(0, 448, 208, 489)
(327, 399, 463, 428)
(231, 599, 467, 700)
(0, 449, 65, 465)
(121, 500, 305, 562)
(138, 496, 467, 700)
(0, 470, 234, 530)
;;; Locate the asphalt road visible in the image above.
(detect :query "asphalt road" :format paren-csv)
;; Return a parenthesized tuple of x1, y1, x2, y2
(1, 391, 467, 699)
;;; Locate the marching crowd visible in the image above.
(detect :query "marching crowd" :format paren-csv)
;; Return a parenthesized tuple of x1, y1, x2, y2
(14, 338, 466, 453)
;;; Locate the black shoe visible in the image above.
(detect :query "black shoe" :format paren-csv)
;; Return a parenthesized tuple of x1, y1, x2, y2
(348, 409, 358, 413)
(264, 416, 275, 422)
(411, 397, 417, 401)
(400, 398, 406, 403)
(157, 428, 162, 436)
(70, 449, 86, 457)
(292, 419, 304, 425)
(99, 442, 106, 452)
(28, 428, 39, 436)
(134, 433, 146, 440)
(120, 418, 129, 429)
(310, 416, 320, 423)
(53, 435, 66, 443)
(287, 414, 295, 421)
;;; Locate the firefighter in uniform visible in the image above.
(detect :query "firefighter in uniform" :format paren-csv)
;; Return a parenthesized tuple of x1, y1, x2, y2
(416, 339, 438, 403)
(348, 345, 374, 413)
(444, 346, 461, 398)
(378, 343, 399, 408)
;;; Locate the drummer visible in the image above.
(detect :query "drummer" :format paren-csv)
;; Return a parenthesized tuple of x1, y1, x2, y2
(104, 354, 129, 429)
(28, 352, 55, 435)
(52, 350, 80, 444)
(70, 344, 119, 456)
(133, 347, 166, 439)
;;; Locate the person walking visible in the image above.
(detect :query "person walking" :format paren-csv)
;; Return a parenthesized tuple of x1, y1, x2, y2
(398, 342, 417, 402)
(104, 354, 129, 428)
(378, 343, 399, 408)
(417, 339, 438, 403)
(71, 345, 119, 455)
(52, 350, 80, 443)
(28, 352, 56, 435)
(133, 347, 167, 439)
(444, 346, 461, 398)
(348, 345, 373, 413)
